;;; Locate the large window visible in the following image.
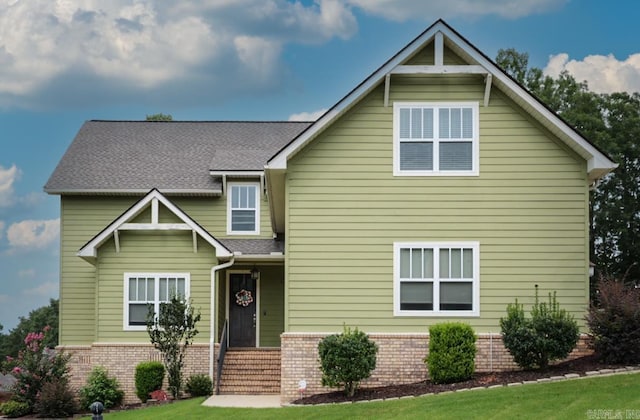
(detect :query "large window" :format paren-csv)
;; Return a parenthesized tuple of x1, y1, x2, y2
(227, 183, 260, 235)
(393, 242, 479, 316)
(124, 273, 189, 330)
(393, 102, 479, 176)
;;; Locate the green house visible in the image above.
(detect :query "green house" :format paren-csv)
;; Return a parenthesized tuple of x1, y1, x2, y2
(45, 20, 616, 403)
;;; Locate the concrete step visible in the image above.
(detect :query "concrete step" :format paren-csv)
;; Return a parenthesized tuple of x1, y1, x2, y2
(218, 349, 281, 395)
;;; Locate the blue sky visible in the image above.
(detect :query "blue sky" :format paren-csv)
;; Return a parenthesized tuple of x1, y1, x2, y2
(1, 0, 639, 331)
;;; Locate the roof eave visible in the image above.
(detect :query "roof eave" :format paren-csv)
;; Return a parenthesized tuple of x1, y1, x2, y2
(44, 188, 222, 196)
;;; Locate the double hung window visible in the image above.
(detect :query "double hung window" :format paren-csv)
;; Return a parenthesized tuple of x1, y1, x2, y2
(394, 242, 479, 316)
(228, 183, 260, 235)
(124, 273, 189, 330)
(394, 102, 479, 176)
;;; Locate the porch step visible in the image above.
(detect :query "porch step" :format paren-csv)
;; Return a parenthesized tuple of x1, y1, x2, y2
(218, 348, 281, 395)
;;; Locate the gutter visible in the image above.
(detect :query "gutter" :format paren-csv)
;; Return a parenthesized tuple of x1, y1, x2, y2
(209, 257, 235, 379)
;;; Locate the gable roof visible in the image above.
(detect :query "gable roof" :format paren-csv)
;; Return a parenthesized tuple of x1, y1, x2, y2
(267, 19, 616, 183)
(45, 121, 311, 195)
(77, 188, 232, 263)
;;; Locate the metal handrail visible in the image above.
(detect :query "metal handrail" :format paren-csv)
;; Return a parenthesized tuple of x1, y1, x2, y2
(215, 319, 229, 395)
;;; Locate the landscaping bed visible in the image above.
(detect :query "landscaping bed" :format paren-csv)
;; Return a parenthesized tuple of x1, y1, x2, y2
(293, 355, 628, 405)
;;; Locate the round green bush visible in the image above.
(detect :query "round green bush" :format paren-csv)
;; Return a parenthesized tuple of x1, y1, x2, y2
(318, 326, 378, 397)
(135, 361, 165, 402)
(1, 401, 31, 418)
(185, 374, 213, 397)
(79, 366, 124, 410)
(426, 322, 477, 384)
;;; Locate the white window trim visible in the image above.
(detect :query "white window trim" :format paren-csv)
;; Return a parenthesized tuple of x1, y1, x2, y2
(393, 242, 480, 317)
(227, 182, 261, 235)
(123, 272, 191, 331)
(393, 102, 480, 176)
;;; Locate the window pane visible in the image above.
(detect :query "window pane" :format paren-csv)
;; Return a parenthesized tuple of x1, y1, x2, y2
(231, 186, 240, 207)
(129, 278, 137, 301)
(439, 108, 450, 139)
(463, 248, 473, 278)
(239, 186, 248, 208)
(440, 248, 450, 278)
(146, 278, 154, 301)
(177, 278, 186, 298)
(440, 282, 473, 310)
(159, 278, 167, 301)
(411, 248, 422, 278)
(440, 141, 472, 171)
(451, 108, 461, 138)
(400, 282, 433, 310)
(451, 248, 462, 278)
(423, 109, 434, 138)
(423, 248, 434, 278)
(400, 248, 410, 278)
(462, 108, 473, 138)
(169, 278, 177, 298)
(399, 108, 410, 138)
(410, 108, 422, 138)
(137, 279, 145, 302)
(400, 141, 433, 171)
(129, 304, 148, 326)
(247, 186, 256, 208)
(232, 210, 256, 231)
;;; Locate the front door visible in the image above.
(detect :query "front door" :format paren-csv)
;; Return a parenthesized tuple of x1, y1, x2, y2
(228, 273, 257, 347)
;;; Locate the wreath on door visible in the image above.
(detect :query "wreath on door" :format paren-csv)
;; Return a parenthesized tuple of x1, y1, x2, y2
(235, 289, 254, 307)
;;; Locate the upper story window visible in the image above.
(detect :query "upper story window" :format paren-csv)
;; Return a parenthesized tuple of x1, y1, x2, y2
(227, 182, 260, 235)
(124, 273, 189, 331)
(393, 242, 479, 317)
(393, 102, 479, 176)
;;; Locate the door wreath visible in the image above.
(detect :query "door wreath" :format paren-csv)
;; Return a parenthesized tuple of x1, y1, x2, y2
(235, 289, 254, 307)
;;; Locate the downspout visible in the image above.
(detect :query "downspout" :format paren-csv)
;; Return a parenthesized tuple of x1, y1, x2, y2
(209, 257, 235, 379)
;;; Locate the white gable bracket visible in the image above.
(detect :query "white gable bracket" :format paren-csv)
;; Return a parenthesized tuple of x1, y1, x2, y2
(484, 74, 492, 107)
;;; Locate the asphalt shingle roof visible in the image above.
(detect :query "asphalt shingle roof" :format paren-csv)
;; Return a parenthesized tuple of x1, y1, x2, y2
(44, 121, 311, 194)
(219, 238, 284, 255)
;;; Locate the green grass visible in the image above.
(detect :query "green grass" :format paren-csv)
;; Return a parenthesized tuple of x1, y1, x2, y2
(88, 372, 640, 419)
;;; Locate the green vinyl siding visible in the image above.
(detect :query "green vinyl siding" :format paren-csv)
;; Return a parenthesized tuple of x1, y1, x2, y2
(284, 75, 589, 334)
(95, 232, 216, 343)
(59, 193, 279, 345)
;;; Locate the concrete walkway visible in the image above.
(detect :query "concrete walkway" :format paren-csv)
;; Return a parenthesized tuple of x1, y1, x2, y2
(202, 394, 281, 408)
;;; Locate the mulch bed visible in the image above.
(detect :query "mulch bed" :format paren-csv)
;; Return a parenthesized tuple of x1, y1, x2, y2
(293, 355, 629, 405)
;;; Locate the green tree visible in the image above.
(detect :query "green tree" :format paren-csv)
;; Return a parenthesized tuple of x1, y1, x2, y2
(146, 113, 173, 121)
(496, 49, 640, 286)
(0, 299, 59, 361)
(146, 295, 200, 398)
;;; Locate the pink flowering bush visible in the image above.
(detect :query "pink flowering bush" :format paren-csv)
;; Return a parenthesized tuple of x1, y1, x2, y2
(2, 326, 73, 416)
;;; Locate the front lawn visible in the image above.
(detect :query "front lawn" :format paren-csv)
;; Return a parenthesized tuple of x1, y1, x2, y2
(85, 372, 640, 419)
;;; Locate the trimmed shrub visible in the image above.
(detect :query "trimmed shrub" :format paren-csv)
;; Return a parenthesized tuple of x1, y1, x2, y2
(185, 374, 213, 397)
(79, 366, 124, 410)
(34, 379, 77, 418)
(0, 401, 30, 418)
(135, 361, 165, 403)
(586, 277, 640, 364)
(426, 322, 477, 384)
(500, 289, 579, 369)
(318, 325, 378, 397)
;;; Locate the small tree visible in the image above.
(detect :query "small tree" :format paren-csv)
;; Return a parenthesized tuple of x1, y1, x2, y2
(146, 295, 201, 399)
(500, 289, 579, 369)
(146, 113, 173, 121)
(318, 326, 378, 397)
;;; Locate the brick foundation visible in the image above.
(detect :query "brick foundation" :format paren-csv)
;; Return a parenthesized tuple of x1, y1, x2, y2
(280, 332, 591, 403)
(60, 343, 214, 405)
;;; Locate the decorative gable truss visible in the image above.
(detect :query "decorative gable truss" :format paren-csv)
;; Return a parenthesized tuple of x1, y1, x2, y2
(383, 31, 492, 107)
(77, 188, 232, 264)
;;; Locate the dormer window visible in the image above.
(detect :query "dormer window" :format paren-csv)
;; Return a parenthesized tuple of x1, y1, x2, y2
(393, 102, 479, 176)
(227, 182, 260, 235)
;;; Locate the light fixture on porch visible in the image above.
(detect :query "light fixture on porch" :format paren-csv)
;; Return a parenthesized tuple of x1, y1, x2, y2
(250, 265, 260, 280)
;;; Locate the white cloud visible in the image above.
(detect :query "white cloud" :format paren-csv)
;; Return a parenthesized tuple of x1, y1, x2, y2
(345, 0, 567, 21)
(0, 220, 4, 240)
(0, 164, 19, 207)
(0, 0, 358, 108)
(6, 219, 60, 250)
(288, 108, 328, 121)
(18, 268, 36, 278)
(23, 281, 58, 297)
(0, 294, 8, 304)
(544, 53, 640, 94)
